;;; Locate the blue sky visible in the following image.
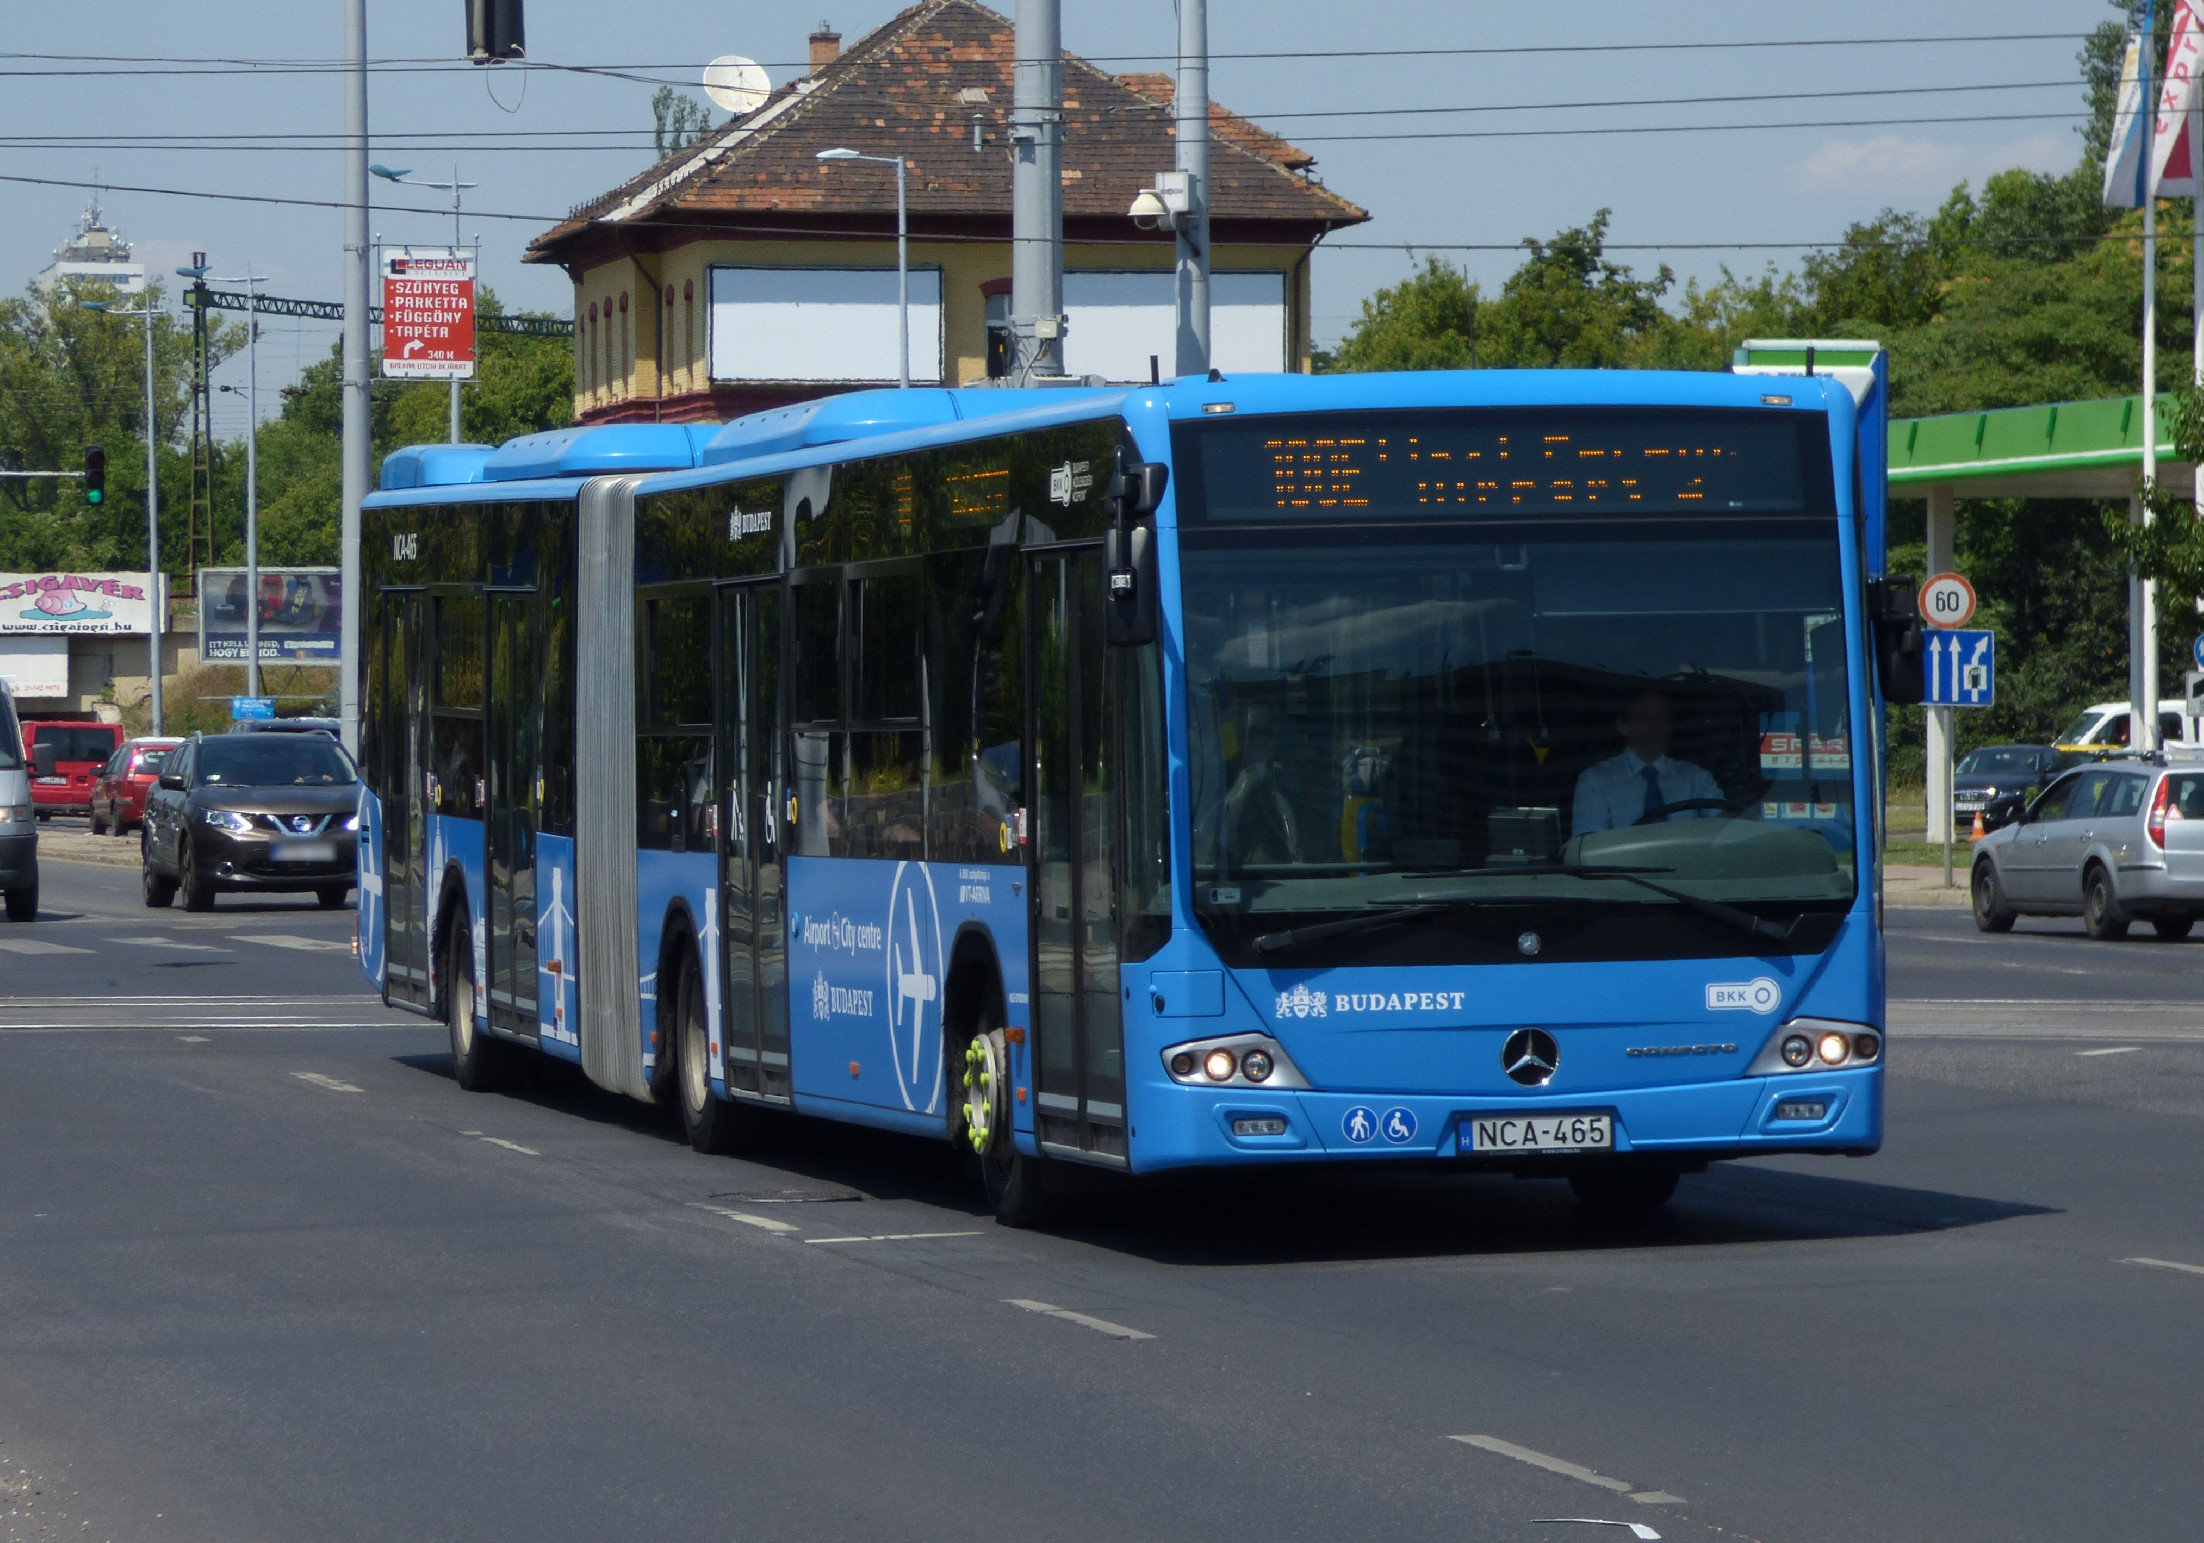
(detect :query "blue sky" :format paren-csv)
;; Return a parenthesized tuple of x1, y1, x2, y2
(3, 0, 2110, 431)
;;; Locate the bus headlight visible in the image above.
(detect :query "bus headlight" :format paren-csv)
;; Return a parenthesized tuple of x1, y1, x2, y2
(1748, 1018, 1881, 1076)
(1161, 1034, 1311, 1090)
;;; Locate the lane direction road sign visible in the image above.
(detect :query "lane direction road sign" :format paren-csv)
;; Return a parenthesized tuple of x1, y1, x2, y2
(1924, 629, 1994, 707)
(2191, 633, 2204, 671)
(1919, 571, 1977, 629)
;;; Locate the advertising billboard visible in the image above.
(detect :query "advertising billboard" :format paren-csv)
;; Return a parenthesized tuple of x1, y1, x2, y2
(197, 567, 342, 664)
(381, 247, 477, 380)
(0, 572, 155, 635)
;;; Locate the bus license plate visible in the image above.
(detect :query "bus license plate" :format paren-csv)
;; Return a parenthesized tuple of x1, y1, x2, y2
(1462, 1113, 1613, 1154)
(271, 840, 337, 863)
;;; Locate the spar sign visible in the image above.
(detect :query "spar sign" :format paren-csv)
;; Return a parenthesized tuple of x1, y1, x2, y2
(380, 247, 476, 380)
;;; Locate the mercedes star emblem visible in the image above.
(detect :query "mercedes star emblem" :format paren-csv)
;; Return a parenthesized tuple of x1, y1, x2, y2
(1502, 1027, 1560, 1087)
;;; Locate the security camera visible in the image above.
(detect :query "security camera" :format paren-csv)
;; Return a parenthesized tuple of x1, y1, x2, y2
(1129, 188, 1171, 230)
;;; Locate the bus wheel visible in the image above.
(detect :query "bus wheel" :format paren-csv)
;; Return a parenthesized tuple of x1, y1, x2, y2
(1569, 1161, 1680, 1214)
(960, 1006, 1052, 1228)
(446, 914, 512, 1092)
(676, 948, 747, 1155)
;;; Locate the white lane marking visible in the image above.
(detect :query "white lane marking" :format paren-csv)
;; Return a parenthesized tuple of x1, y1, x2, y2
(108, 937, 230, 953)
(179, 1035, 209, 1043)
(2122, 1256, 2204, 1277)
(1534, 1522, 1663, 1540)
(234, 934, 353, 953)
(477, 1136, 539, 1156)
(1003, 1299, 1156, 1341)
(1449, 1436, 1684, 1506)
(691, 1203, 801, 1233)
(806, 1231, 983, 1244)
(291, 1071, 363, 1093)
(2076, 1046, 2141, 1056)
(0, 938, 95, 955)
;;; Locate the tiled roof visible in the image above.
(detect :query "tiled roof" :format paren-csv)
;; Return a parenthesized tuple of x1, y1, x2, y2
(526, 0, 1365, 265)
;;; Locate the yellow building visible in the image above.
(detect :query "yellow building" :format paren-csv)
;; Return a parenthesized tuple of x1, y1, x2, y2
(525, 0, 1367, 423)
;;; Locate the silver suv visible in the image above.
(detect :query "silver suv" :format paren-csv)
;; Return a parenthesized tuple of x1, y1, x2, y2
(1972, 760, 2204, 939)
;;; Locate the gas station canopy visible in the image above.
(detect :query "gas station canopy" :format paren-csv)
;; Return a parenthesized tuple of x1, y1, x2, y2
(1889, 394, 2191, 501)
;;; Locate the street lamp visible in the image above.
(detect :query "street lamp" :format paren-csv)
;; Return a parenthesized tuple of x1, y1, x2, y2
(817, 148, 910, 389)
(208, 267, 267, 700)
(371, 162, 479, 441)
(83, 294, 166, 734)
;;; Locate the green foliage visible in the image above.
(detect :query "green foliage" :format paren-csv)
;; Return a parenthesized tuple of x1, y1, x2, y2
(1322, 256, 1480, 372)
(652, 88, 713, 159)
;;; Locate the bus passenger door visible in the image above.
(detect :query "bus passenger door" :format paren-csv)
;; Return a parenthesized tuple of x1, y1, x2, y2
(718, 581, 790, 1101)
(382, 591, 432, 1007)
(1030, 549, 1126, 1163)
(486, 590, 539, 1038)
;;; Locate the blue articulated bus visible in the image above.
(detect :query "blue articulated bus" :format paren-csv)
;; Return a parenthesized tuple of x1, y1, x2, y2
(357, 354, 1924, 1223)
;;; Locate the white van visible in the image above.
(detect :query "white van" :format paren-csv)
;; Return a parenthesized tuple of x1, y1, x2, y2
(0, 679, 36, 920)
(2056, 699, 2196, 754)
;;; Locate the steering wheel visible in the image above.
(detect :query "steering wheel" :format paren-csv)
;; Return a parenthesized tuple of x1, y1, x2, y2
(1631, 796, 1743, 827)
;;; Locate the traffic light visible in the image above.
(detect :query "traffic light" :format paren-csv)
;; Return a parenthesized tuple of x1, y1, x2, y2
(83, 444, 105, 506)
(465, 0, 524, 63)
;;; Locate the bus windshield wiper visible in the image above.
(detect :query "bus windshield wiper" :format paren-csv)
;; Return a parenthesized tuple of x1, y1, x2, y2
(1511, 862, 1801, 943)
(1247, 863, 1798, 954)
(1252, 904, 1444, 955)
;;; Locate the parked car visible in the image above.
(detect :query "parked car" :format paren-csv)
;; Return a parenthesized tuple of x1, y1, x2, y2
(140, 731, 359, 912)
(2055, 699, 2192, 756)
(1972, 760, 2204, 939)
(0, 680, 35, 921)
(1953, 744, 2065, 821)
(88, 736, 182, 836)
(22, 719, 124, 818)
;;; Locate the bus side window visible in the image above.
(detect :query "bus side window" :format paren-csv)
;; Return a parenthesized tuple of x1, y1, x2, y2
(433, 593, 485, 818)
(637, 592, 712, 853)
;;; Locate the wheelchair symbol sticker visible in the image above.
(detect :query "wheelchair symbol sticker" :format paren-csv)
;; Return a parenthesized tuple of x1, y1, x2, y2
(1380, 1107, 1418, 1145)
(1342, 1106, 1378, 1145)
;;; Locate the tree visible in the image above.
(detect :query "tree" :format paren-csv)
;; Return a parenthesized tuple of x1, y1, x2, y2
(1475, 210, 1673, 368)
(1321, 256, 1480, 372)
(652, 88, 713, 159)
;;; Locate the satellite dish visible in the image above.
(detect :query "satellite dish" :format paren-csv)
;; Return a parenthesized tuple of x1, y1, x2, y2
(702, 55, 772, 115)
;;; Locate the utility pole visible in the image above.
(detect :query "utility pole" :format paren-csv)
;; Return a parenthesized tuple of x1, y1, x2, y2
(341, 0, 370, 754)
(84, 295, 167, 734)
(1009, 0, 1065, 382)
(212, 271, 267, 699)
(178, 256, 211, 579)
(1174, 0, 1211, 378)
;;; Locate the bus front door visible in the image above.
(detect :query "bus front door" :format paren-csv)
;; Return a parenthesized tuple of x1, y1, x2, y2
(382, 591, 431, 1008)
(1030, 549, 1127, 1164)
(718, 581, 791, 1102)
(485, 591, 539, 1039)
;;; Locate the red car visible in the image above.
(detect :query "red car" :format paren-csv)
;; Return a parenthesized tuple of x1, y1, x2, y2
(24, 720, 124, 820)
(89, 735, 183, 836)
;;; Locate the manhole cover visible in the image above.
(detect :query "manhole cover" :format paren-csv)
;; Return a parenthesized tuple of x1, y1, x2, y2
(707, 1188, 864, 1204)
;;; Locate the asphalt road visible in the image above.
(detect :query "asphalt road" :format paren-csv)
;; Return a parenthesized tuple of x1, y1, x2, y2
(4, 858, 2202, 1543)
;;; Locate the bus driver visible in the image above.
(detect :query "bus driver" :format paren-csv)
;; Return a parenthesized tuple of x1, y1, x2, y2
(1571, 686, 1724, 837)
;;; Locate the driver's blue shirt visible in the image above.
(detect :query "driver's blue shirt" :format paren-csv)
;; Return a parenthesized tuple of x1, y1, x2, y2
(1570, 749, 1723, 837)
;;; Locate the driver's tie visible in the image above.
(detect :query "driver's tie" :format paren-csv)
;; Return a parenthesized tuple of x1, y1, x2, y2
(1640, 765, 1667, 823)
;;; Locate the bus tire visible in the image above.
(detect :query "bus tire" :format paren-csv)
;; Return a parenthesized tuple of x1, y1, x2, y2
(446, 911, 512, 1092)
(674, 946, 749, 1155)
(1971, 860, 2015, 933)
(2083, 863, 2130, 940)
(1569, 1161, 1680, 1214)
(957, 1001, 1053, 1228)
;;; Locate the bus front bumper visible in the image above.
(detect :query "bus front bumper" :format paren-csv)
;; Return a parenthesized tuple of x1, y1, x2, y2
(1124, 1065, 1882, 1173)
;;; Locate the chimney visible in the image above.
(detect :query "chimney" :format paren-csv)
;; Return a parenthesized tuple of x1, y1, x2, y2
(808, 22, 841, 72)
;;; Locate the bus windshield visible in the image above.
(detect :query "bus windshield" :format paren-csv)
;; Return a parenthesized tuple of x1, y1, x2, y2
(1175, 408, 1856, 965)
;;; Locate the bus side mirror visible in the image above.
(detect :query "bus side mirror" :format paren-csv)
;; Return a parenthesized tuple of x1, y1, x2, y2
(1869, 577, 1926, 705)
(1104, 449, 1166, 647)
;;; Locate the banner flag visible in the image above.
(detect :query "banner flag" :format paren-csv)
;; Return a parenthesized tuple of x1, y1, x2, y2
(2153, 0, 2204, 195)
(2108, 24, 2154, 206)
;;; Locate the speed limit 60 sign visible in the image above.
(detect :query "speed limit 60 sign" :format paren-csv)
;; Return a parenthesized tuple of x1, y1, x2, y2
(1919, 571, 1977, 629)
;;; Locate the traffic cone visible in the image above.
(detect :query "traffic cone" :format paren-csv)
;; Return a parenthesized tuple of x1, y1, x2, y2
(1971, 810, 1985, 842)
